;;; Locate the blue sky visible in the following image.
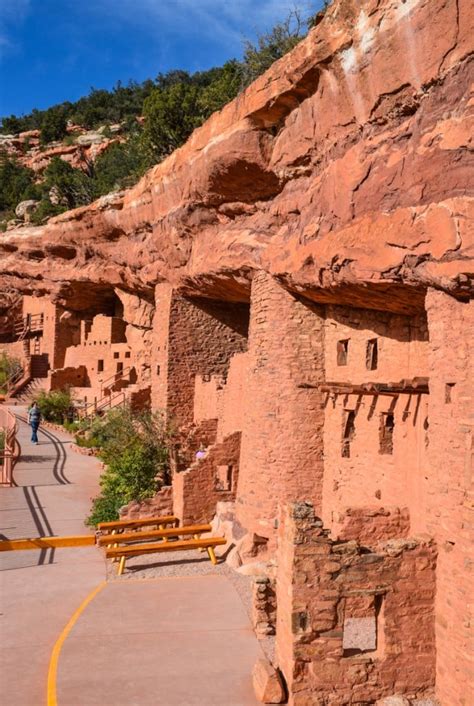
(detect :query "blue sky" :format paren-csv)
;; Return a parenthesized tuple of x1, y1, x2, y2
(0, 0, 322, 118)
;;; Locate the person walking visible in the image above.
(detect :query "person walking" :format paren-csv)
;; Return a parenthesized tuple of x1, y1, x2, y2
(28, 401, 41, 445)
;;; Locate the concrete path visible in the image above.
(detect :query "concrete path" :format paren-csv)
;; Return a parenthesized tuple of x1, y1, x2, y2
(0, 409, 105, 706)
(57, 576, 261, 706)
(0, 409, 262, 706)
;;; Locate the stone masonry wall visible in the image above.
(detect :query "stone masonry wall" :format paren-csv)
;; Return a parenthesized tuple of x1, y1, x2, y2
(152, 285, 249, 428)
(425, 290, 474, 706)
(173, 431, 241, 525)
(236, 272, 326, 544)
(276, 503, 437, 706)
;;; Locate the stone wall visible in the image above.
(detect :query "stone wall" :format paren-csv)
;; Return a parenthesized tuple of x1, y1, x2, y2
(173, 431, 241, 525)
(425, 291, 473, 706)
(276, 503, 437, 706)
(152, 288, 249, 428)
(236, 272, 326, 544)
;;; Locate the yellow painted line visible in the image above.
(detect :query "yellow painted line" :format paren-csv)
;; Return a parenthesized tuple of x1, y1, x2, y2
(47, 581, 106, 706)
(0, 535, 96, 552)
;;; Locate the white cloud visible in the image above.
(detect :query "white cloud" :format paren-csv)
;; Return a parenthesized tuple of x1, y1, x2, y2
(90, 0, 315, 53)
(0, 0, 30, 61)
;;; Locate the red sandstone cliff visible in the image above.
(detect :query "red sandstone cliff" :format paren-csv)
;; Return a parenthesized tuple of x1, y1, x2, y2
(0, 0, 472, 314)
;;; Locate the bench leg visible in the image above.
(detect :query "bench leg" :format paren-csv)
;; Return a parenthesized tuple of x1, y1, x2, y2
(117, 555, 126, 576)
(195, 533, 205, 552)
(207, 547, 217, 565)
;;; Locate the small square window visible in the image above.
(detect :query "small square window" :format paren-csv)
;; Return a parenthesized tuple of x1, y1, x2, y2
(337, 339, 349, 366)
(366, 339, 378, 370)
(125, 351, 131, 359)
(113, 352, 119, 359)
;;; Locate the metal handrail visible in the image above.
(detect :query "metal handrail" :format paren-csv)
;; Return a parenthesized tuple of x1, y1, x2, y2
(80, 390, 127, 421)
(0, 407, 17, 486)
(99, 365, 133, 395)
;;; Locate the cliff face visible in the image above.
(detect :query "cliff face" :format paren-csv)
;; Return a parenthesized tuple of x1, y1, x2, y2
(1, 0, 472, 314)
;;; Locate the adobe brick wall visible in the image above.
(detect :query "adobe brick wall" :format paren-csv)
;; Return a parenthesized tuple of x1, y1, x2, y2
(425, 290, 474, 706)
(49, 365, 88, 390)
(173, 431, 241, 524)
(152, 286, 249, 428)
(322, 305, 430, 535)
(120, 485, 173, 520)
(236, 272, 325, 543)
(332, 506, 410, 543)
(324, 306, 429, 383)
(276, 503, 437, 706)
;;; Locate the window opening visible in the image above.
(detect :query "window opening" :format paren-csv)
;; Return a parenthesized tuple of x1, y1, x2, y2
(337, 339, 349, 366)
(379, 413, 394, 454)
(342, 410, 356, 458)
(445, 383, 455, 404)
(366, 338, 378, 370)
(97, 360, 104, 372)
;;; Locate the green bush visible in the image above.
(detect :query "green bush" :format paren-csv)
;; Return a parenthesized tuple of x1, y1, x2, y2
(0, 352, 22, 393)
(35, 388, 75, 424)
(85, 407, 172, 526)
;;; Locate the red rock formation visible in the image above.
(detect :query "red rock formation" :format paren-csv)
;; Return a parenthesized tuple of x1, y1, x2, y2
(0, 0, 472, 312)
(0, 1, 472, 705)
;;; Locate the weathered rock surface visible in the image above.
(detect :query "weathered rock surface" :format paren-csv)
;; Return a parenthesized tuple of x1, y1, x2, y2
(0, 0, 472, 314)
(252, 658, 286, 703)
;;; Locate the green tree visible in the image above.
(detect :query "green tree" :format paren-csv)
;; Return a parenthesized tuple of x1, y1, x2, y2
(142, 81, 203, 162)
(241, 10, 307, 88)
(93, 134, 149, 195)
(198, 61, 242, 116)
(0, 154, 39, 212)
(40, 108, 68, 145)
(43, 157, 94, 209)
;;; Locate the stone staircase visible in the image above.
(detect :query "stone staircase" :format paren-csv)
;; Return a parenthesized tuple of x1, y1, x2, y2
(12, 377, 49, 404)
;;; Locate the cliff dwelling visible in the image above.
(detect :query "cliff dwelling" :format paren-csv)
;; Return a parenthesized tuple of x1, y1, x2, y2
(0, 0, 472, 705)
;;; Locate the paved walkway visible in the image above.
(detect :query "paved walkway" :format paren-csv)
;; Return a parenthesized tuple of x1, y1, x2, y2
(0, 409, 261, 706)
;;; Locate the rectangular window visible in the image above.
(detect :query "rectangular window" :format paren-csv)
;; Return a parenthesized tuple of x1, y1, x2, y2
(113, 352, 119, 359)
(366, 338, 378, 370)
(215, 465, 233, 491)
(342, 410, 356, 458)
(156, 365, 161, 376)
(97, 360, 104, 372)
(445, 383, 455, 404)
(337, 339, 349, 366)
(379, 413, 394, 454)
(125, 351, 131, 359)
(116, 362, 124, 374)
(343, 594, 383, 657)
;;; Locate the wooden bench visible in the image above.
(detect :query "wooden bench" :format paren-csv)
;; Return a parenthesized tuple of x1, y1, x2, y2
(97, 515, 178, 534)
(97, 524, 212, 547)
(105, 536, 227, 575)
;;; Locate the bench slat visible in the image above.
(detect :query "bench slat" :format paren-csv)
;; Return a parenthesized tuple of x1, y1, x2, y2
(105, 536, 226, 559)
(98, 515, 178, 532)
(98, 524, 212, 546)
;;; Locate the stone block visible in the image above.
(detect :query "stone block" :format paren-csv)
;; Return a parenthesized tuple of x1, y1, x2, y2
(252, 658, 286, 704)
(342, 616, 377, 652)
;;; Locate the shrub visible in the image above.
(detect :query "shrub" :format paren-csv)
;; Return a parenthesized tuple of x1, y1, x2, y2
(85, 407, 172, 526)
(35, 388, 75, 424)
(0, 352, 22, 393)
